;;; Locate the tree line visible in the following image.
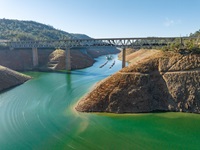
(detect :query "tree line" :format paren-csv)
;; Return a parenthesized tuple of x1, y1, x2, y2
(0, 18, 90, 41)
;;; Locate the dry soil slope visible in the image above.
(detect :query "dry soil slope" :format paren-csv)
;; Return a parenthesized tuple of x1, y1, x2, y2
(76, 50, 200, 113)
(48, 49, 94, 70)
(0, 65, 31, 92)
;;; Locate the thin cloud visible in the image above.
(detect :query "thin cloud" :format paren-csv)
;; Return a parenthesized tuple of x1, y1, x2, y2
(164, 18, 181, 27)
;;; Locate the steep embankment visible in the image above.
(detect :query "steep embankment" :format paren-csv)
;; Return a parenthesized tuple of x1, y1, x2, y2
(125, 49, 159, 63)
(118, 48, 137, 60)
(76, 50, 200, 113)
(0, 65, 31, 92)
(48, 49, 95, 70)
(48, 48, 120, 70)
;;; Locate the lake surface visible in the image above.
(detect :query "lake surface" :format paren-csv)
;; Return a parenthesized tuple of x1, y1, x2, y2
(0, 54, 200, 150)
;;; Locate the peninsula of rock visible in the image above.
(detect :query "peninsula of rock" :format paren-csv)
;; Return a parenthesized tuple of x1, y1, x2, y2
(0, 65, 31, 92)
(76, 50, 200, 113)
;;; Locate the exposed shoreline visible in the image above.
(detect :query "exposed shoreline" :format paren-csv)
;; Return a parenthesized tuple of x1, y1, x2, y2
(76, 50, 200, 114)
(0, 65, 32, 93)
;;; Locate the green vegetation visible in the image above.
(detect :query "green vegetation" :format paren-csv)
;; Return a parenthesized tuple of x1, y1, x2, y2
(138, 31, 200, 54)
(0, 18, 91, 41)
(159, 30, 200, 54)
(1, 18, 200, 54)
(161, 37, 200, 54)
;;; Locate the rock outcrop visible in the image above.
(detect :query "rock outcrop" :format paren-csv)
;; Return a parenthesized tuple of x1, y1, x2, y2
(76, 50, 200, 113)
(0, 65, 31, 92)
(48, 49, 95, 70)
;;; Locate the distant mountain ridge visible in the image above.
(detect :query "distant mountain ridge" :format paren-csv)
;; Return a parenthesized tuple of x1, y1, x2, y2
(0, 18, 91, 41)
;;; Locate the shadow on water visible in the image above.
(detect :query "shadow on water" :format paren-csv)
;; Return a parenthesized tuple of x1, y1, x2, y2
(45, 70, 109, 78)
(66, 73, 72, 91)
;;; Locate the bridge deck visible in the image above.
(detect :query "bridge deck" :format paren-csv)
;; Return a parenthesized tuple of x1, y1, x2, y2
(0, 37, 197, 49)
(0, 37, 198, 71)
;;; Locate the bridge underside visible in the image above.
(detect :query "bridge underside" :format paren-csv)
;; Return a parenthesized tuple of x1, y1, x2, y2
(1, 37, 198, 71)
(32, 48, 38, 67)
(65, 48, 71, 71)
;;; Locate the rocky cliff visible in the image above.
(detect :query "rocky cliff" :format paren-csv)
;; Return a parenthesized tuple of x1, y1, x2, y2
(76, 50, 200, 113)
(0, 65, 31, 92)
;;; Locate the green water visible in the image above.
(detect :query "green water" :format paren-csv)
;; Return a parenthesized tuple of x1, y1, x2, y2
(0, 55, 200, 150)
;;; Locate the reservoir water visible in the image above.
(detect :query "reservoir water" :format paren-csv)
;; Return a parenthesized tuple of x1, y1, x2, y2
(0, 54, 200, 150)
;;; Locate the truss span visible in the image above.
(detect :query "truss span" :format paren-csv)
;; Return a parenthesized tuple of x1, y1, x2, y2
(0, 37, 198, 70)
(3, 37, 196, 49)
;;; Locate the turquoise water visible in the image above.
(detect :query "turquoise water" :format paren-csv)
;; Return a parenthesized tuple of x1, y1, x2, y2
(0, 54, 200, 150)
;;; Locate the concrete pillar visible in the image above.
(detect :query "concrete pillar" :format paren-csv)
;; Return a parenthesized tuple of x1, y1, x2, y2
(32, 47, 38, 67)
(122, 47, 126, 68)
(180, 37, 183, 49)
(65, 47, 71, 71)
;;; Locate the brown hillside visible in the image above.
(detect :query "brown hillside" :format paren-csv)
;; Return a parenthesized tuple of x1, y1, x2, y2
(48, 49, 94, 70)
(76, 50, 200, 113)
(0, 66, 31, 92)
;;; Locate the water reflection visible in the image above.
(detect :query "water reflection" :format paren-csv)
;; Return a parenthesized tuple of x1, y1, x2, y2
(1, 54, 200, 150)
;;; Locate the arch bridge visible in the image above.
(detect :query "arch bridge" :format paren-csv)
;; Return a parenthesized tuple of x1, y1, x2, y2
(1, 37, 197, 70)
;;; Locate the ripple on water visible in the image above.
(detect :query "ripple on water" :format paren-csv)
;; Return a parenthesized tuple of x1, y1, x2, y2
(1, 54, 200, 150)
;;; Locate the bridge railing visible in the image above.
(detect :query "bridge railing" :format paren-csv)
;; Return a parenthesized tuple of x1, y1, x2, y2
(0, 37, 198, 49)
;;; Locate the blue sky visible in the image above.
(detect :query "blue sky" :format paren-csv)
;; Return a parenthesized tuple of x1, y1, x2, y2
(0, 0, 200, 38)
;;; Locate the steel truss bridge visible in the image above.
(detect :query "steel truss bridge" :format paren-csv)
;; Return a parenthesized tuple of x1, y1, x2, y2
(6, 37, 195, 49)
(1, 37, 198, 70)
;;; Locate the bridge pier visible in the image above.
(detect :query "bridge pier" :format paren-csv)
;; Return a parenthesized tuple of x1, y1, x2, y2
(65, 47, 71, 71)
(32, 47, 38, 67)
(122, 47, 126, 68)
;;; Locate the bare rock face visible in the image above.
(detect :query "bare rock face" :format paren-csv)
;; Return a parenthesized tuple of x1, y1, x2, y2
(70, 50, 95, 69)
(48, 49, 94, 70)
(76, 51, 200, 113)
(0, 65, 31, 92)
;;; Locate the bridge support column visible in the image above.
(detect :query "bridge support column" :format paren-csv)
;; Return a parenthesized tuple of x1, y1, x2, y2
(65, 48, 71, 71)
(122, 47, 126, 68)
(32, 47, 38, 67)
(180, 37, 184, 49)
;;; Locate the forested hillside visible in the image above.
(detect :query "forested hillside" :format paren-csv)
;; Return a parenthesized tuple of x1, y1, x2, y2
(0, 18, 91, 41)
